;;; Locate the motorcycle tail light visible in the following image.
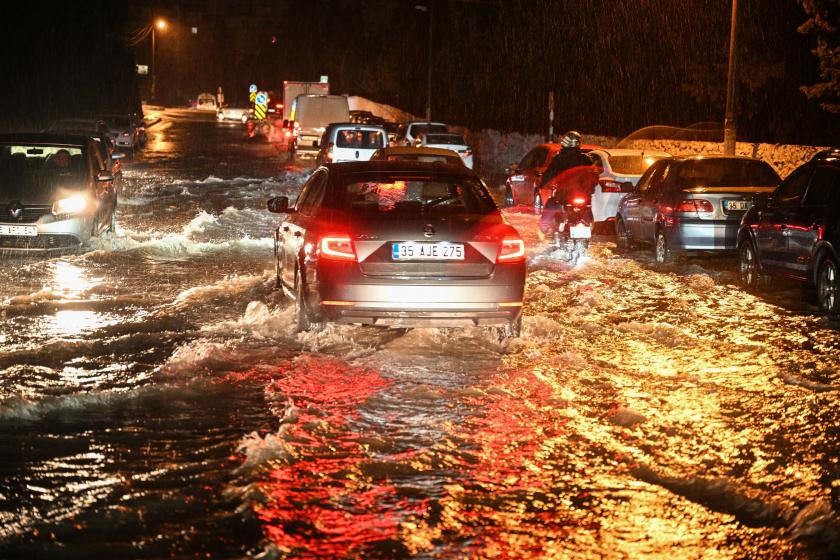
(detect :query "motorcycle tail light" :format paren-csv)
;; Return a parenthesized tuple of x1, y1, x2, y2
(498, 237, 525, 262)
(319, 234, 356, 261)
(572, 196, 587, 206)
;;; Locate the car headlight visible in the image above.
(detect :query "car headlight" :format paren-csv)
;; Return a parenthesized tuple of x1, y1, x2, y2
(52, 194, 88, 216)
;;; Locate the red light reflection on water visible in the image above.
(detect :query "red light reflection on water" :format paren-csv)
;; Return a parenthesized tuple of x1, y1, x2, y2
(237, 355, 427, 558)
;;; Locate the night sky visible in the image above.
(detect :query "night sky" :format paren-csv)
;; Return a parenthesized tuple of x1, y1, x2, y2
(1, 0, 837, 144)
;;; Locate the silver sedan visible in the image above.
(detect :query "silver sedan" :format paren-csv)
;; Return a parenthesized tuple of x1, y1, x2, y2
(268, 161, 526, 337)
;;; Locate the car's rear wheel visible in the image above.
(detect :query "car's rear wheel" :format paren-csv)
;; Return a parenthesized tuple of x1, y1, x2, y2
(493, 315, 522, 342)
(295, 272, 313, 332)
(817, 255, 839, 316)
(615, 217, 633, 251)
(654, 230, 672, 264)
(504, 186, 514, 208)
(739, 239, 760, 290)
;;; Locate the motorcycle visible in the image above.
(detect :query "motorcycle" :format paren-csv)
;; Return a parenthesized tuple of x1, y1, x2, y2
(541, 192, 593, 265)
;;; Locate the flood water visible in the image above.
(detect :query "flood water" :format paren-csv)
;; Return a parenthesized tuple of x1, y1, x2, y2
(1, 109, 838, 559)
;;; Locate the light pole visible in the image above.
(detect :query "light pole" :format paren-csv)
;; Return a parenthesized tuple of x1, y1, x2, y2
(151, 18, 167, 103)
(723, 0, 738, 155)
(415, 3, 433, 122)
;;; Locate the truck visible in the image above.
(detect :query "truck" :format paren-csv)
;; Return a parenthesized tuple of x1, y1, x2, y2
(290, 94, 350, 153)
(282, 81, 329, 120)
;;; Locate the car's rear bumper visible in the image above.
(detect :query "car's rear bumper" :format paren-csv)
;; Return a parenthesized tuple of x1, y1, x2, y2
(665, 218, 741, 251)
(311, 263, 526, 327)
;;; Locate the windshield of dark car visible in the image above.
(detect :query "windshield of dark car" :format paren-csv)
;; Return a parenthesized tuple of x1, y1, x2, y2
(0, 144, 86, 197)
(675, 159, 780, 187)
(410, 124, 448, 137)
(336, 174, 496, 217)
(607, 154, 666, 175)
(384, 154, 459, 164)
(105, 116, 131, 128)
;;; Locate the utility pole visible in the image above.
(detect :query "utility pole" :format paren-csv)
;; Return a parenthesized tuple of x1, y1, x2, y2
(723, 0, 738, 155)
(425, 1, 434, 122)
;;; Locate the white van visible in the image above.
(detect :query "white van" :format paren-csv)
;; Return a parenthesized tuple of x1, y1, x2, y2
(315, 123, 388, 165)
(290, 95, 350, 153)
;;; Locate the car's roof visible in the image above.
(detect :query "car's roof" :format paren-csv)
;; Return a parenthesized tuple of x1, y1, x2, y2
(534, 143, 605, 152)
(327, 122, 387, 131)
(406, 121, 448, 127)
(325, 159, 477, 177)
(376, 146, 461, 158)
(667, 154, 768, 163)
(591, 148, 671, 157)
(0, 132, 92, 147)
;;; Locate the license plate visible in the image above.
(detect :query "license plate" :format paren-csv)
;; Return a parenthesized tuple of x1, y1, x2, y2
(725, 200, 751, 211)
(569, 224, 592, 239)
(0, 224, 37, 237)
(392, 242, 464, 260)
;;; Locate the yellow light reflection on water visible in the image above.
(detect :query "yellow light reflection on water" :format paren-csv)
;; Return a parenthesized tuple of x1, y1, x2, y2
(51, 261, 98, 299)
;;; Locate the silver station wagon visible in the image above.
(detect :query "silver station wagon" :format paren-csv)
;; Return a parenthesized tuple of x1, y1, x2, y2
(267, 161, 526, 337)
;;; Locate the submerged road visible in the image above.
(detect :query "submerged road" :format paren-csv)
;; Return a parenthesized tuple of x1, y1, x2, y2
(1, 109, 838, 559)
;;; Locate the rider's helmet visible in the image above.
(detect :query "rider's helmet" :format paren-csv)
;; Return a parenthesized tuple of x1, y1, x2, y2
(560, 130, 582, 148)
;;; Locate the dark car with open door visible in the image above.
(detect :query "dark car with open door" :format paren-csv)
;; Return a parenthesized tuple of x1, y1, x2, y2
(267, 160, 526, 338)
(737, 149, 840, 316)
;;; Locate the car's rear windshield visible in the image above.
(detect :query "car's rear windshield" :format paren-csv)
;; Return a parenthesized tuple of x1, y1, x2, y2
(675, 159, 779, 187)
(336, 129, 384, 149)
(0, 144, 86, 195)
(410, 124, 448, 137)
(334, 173, 497, 217)
(423, 134, 466, 146)
(105, 116, 131, 128)
(384, 154, 459, 164)
(608, 154, 666, 175)
(52, 121, 97, 132)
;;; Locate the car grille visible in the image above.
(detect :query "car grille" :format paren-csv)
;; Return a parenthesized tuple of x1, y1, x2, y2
(0, 234, 81, 250)
(0, 205, 52, 223)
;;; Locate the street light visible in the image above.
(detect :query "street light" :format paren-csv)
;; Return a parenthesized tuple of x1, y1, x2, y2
(723, 0, 738, 155)
(151, 18, 167, 103)
(415, 3, 433, 122)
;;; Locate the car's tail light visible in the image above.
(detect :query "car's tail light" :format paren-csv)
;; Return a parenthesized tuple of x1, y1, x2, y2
(571, 196, 587, 206)
(319, 234, 356, 261)
(326, 142, 334, 162)
(498, 236, 525, 262)
(675, 199, 714, 213)
(599, 178, 622, 192)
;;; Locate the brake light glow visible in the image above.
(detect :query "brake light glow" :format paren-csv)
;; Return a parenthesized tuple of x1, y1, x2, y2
(319, 235, 356, 261)
(326, 141, 334, 162)
(599, 179, 622, 193)
(572, 196, 587, 206)
(498, 237, 525, 262)
(675, 199, 714, 213)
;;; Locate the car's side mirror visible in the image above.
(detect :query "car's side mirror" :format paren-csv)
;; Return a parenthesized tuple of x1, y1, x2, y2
(267, 196, 291, 213)
(111, 152, 125, 161)
(96, 171, 114, 182)
(621, 181, 634, 193)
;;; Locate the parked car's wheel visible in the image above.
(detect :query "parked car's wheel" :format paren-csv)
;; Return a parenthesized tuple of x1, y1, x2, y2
(654, 229, 672, 264)
(615, 217, 633, 251)
(295, 271, 313, 332)
(817, 254, 840, 315)
(738, 239, 761, 290)
(504, 186, 514, 208)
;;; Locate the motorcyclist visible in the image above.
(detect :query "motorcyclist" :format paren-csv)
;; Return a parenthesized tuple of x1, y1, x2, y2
(538, 131, 598, 233)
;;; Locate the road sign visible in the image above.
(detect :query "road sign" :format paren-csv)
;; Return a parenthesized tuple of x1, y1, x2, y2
(255, 92, 267, 105)
(249, 84, 258, 93)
